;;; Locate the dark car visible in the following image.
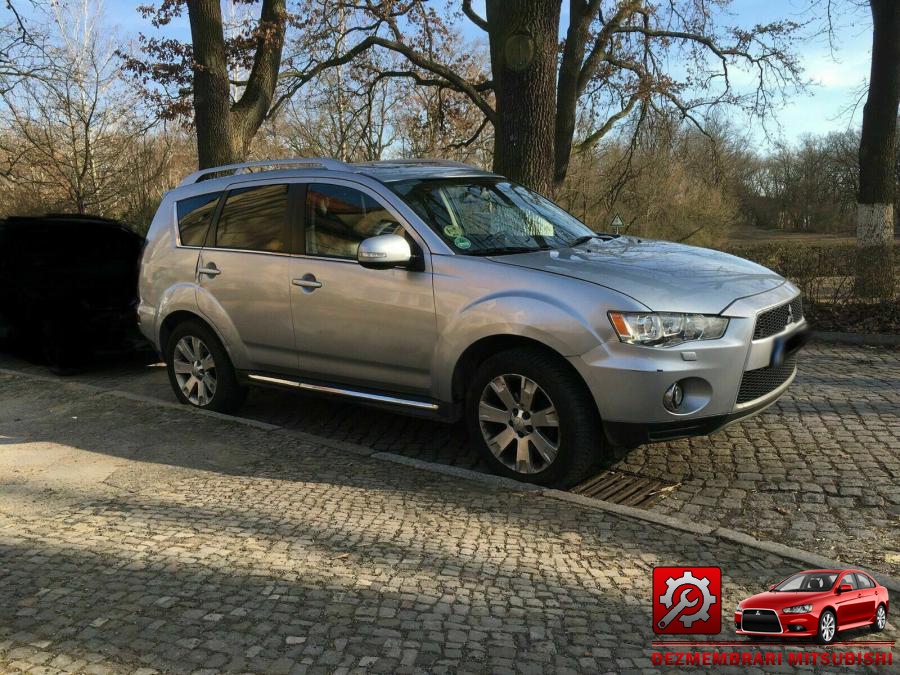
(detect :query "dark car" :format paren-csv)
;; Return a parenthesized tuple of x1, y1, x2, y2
(0, 214, 145, 372)
(735, 569, 889, 644)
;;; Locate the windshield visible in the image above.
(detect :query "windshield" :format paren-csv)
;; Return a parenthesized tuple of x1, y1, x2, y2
(774, 573, 837, 592)
(388, 177, 596, 255)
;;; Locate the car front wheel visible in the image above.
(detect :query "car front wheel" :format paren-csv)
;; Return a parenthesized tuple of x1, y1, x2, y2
(871, 604, 887, 633)
(466, 347, 604, 488)
(815, 609, 837, 645)
(165, 320, 246, 413)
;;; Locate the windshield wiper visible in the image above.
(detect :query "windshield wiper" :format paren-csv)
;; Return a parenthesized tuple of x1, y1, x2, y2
(568, 233, 618, 247)
(568, 235, 601, 247)
(469, 245, 551, 256)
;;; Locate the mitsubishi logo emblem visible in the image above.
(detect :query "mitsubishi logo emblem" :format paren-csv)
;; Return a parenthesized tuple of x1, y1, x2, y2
(755, 611, 761, 615)
(786, 304, 794, 325)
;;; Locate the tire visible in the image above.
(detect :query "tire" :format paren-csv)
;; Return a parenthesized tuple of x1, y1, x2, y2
(165, 319, 246, 413)
(814, 609, 837, 645)
(465, 347, 604, 488)
(871, 604, 887, 633)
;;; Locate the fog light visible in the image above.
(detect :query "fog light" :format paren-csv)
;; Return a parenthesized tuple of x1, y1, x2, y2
(789, 624, 805, 632)
(663, 382, 684, 411)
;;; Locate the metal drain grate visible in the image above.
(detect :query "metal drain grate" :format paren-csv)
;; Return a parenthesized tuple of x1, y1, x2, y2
(572, 469, 679, 507)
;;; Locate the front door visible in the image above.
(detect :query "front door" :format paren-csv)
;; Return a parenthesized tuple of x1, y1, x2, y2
(197, 182, 296, 372)
(289, 181, 437, 395)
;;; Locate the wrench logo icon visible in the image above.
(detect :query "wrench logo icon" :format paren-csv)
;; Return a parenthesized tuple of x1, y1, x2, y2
(652, 567, 721, 634)
(657, 588, 699, 629)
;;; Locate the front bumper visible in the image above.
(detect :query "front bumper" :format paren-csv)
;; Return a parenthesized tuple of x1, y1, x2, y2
(734, 611, 817, 636)
(568, 283, 809, 446)
(604, 390, 788, 447)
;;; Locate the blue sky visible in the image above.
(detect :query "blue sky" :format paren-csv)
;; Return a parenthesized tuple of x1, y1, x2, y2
(93, 0, 875, 145)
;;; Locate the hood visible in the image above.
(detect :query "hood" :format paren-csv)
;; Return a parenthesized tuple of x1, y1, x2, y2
(741, 590, 825, 609)
(491, 237, 785, 314)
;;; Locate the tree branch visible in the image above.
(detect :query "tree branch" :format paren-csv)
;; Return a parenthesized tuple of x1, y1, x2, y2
(279, 34, 496, 124)
(461, 0, 488, 31)
(574, 91, 642, 153)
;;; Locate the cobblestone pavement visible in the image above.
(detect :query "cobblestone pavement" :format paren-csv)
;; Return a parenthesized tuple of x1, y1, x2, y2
(1, 341, 898, 580)
(0, 373, 895, 674)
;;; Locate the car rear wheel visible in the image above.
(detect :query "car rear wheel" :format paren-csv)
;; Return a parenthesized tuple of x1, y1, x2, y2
(815, 609, 837, 645)
(871, 604, 887, 633)
(165, 320, 246, 413)
(466, 347, 604, 488)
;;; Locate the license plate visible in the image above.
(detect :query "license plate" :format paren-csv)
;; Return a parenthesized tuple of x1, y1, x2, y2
(770, 327, 811, 367)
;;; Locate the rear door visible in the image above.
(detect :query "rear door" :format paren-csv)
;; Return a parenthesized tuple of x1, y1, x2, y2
(197, 182, 297, 373)
(288, 180, 437, 396)
(853, 573, 878, 624)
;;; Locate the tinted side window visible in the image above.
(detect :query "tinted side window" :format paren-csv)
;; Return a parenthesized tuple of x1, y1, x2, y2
(841, 574, 858, 590)
(855, 574, 874, 589)
(306, 183, 405, 259)
(177, 192, 221, 246)
(216, 184, 289, 253)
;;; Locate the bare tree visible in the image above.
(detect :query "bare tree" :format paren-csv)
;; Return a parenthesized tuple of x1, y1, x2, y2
(283, 0, 803, 193)
(0, 0, 154, 216)
(856, 0, 898, 298)
(123, 0, 288, 168)
(0, 1, 43, 94)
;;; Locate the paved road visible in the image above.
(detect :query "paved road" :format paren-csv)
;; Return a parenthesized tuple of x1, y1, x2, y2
(1, 341, 898, 580)
(0, 373, 894, 674)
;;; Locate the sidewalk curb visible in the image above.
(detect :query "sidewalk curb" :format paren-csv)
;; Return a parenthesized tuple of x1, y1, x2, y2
(3, 366, 899, 594)
(812, 331, 900, 347)
(377, 451, 900, 594)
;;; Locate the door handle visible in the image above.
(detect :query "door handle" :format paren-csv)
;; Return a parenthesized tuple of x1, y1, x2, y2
(198, 265, 221, 277)
(292, 277, 322, 289)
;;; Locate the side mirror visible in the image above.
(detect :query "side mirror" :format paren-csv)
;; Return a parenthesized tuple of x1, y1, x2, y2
(838, 583, 853, 594)
(357, 234, 412, 270)
(769, 585, 776, 591)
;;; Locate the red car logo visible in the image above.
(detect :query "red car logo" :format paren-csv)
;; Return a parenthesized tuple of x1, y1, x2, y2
(736, 569, 889, 645)
(653, 567, 722, 634)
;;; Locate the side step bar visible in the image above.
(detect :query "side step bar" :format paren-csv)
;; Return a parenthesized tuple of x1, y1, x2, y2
(247, 373, 439, 411)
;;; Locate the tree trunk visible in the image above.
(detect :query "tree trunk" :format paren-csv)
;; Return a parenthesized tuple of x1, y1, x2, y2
(485, 0, 560, 194)
(188, 0, 240, 168)
(187, 0, 286, 169)
(856, 0, 899, 299)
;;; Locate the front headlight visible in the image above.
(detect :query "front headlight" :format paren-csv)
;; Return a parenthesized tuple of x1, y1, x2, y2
(608, 311, 729, 347)
(736, 603, 743, 614)
(782, 604, 813, 614)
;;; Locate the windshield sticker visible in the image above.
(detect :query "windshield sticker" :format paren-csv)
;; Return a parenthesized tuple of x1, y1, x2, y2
(443, 224, 463, 238)
(454, 236, 472, 250)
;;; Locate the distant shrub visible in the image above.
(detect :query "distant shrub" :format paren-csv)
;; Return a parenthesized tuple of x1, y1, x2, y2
(725, 242, 900, 334)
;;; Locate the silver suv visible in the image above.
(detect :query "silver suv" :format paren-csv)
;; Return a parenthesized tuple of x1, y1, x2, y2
(139, 158, 809, 486)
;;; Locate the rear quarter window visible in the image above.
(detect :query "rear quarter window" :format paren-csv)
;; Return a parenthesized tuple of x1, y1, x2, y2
(176, 192, 222, 247)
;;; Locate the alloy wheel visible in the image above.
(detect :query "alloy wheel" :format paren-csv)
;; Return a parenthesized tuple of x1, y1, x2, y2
(877, 606, 886, 630)
(172, 336, 217, 406)
(820, 612, 835, 643)
(478, 373, 560, 474)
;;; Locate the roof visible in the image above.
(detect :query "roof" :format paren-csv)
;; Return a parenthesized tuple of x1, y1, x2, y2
(178, 157, 495, 188)
(352, 159, 496, 183)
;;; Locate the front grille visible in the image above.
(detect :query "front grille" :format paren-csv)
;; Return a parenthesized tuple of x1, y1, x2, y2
(753, 297, 803, 340)
(737, 355, 797, 404)
(741, 609, 781, 634)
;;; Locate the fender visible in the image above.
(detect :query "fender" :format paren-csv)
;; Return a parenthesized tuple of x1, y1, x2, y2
(151, 283, 198, 348)
(193, 285, 251, 369)
(432, 289, 606, 401)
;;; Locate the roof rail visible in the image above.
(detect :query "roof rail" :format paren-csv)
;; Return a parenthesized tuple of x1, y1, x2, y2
(356, 158, 477, 169)
(178, 158, 353, 187)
